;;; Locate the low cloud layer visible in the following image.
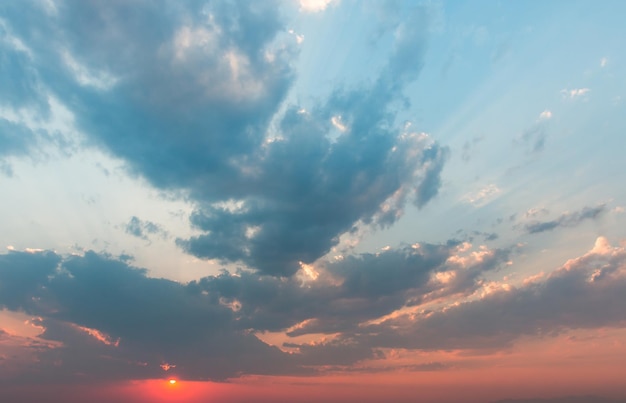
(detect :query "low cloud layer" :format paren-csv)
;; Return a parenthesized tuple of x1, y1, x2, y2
(2, 237, 626, 381)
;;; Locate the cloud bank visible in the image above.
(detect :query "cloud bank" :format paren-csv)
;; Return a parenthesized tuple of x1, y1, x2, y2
(2, 237, 626, 381)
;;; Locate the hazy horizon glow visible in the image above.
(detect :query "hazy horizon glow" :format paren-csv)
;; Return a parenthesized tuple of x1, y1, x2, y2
(1, 0, 626, 402)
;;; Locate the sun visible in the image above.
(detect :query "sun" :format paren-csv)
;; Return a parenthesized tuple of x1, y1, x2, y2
(168, 379, 177, 385)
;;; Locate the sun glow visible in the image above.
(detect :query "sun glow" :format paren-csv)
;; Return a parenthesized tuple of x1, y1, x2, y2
(168, 379, 177, 385)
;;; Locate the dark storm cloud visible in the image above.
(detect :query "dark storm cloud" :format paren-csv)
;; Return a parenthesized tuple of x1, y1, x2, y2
(525, 204, 606, 234)
(1, 2, 448, 276)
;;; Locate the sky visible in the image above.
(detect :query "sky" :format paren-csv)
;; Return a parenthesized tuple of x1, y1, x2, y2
(1, 0, 626, 402)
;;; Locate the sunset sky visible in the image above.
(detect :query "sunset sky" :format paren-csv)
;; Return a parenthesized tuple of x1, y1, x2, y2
(1, 0, 626, 402)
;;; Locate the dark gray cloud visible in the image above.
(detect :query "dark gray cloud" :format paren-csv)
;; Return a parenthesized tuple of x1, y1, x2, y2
(0, 250, 293, 382)
(179, 6, 448, 275)
(0, 250, 61, 311)
(2, 238, 626, 381)
(191, 241, 510, 337)
(525, 204, 606, 234)
(0, 240, 511, 381)
(332, 237, 626, 354)
(1, 2, 448, 276)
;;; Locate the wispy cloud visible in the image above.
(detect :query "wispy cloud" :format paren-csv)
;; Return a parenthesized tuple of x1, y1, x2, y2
(524, 204, 606, 234)
(125, 216, 168, 241)
(561, 88, 591, 99)
(463, 184, 502, 206)
(600, 57, 609, 67)
(538, 109, 552, 120)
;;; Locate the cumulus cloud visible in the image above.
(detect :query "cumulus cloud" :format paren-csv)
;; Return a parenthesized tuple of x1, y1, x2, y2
(177, 6, 448, 275)
(2, 1, 448, 277)
(524, 204, 606, 234)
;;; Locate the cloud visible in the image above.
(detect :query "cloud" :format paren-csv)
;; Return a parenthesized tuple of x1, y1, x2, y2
(3, 236, 626, 380)
(514, 111, 553, 154)
(2, 1, 448, 277)
(299, 0, 337, 13)
(0, 250, 294, 382)
(0, 119, 37, 175)
(177, 6, 447, 275)
(125, 216, 168, 241)
(524, 204, 606, 234)
(462, 184, 501, 206)
(461, 136, 484, 163)
(519, 124, 547, 153)
(192, 240, 510, 340)
(538, 109, 552, 120)
(600, 57, 608, 68)
(324, 237, 626, 354)
(0, 239, 511, 380)
(0, 249, 61, 311)
(561, 88, 591, 99)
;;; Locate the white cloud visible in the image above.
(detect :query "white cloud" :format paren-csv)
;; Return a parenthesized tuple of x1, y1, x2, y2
(331, 115, 348, 132)
(561, 88, 590, 99)
(600, 57, 608, 67)
(299, 0, 337, 13)
(62, 49, 118, 90)
(538, 109, 552, 120)
(462, 184, 501, 206)
(612, 206, 625, 214)
(288, 29, 305, 44)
